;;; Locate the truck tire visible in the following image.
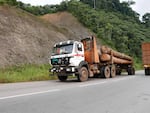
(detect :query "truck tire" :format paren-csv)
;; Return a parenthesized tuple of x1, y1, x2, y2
(57, 76, 68, 82)
(145, 68, 150, 75)
(101, 66, 110, 78)
(127, 67, 135, 75)
(78, 67, 89, 82)
(133, 68, 135, 75)
(110, 65, 116, 78)
(145, 68, 148, 75)
(116, 69, 121, 75)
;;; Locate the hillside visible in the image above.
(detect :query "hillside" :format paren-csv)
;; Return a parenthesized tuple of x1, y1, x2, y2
(0, 6, 91, 68)
(41, 12, 91, 39)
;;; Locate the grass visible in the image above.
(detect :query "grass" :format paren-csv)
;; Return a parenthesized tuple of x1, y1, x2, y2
(0, 64, 57, 83)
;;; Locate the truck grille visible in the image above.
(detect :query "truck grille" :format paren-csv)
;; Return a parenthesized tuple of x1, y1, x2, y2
(51, 57, 70, 65)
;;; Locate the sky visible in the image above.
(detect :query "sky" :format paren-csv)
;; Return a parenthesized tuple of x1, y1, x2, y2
(17, 0, 150, 17)
(120, 0, 150, 16)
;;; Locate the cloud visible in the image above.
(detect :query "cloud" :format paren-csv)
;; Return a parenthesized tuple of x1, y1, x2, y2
(132, 0, 150, 16)
(120, 0, 150, 16)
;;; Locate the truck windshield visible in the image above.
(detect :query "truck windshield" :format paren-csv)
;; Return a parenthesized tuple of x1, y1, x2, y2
(52, 44, 73, 55)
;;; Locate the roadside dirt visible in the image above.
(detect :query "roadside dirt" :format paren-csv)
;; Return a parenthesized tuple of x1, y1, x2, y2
(0, 6, 91, 68)
(41, 12, 91, 40)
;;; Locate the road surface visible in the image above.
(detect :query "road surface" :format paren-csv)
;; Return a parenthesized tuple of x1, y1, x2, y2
(0, 70, 150, 113)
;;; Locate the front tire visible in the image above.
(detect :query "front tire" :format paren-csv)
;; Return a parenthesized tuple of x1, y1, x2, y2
(78, 67, 89, 82)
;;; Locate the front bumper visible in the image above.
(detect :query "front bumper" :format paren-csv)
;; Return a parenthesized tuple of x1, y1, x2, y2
(49, 66, 78, 75)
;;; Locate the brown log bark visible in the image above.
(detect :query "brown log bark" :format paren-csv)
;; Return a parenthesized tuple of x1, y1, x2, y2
(101, 46, 132, 61)
(100, 54, 133, 64)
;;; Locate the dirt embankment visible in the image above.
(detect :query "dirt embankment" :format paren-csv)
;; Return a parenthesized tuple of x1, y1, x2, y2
(0, 6, 91, 68)
(41, 12, 91, 40)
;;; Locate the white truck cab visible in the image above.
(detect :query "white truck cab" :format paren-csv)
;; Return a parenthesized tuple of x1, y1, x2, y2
(50, 40, 87, 81)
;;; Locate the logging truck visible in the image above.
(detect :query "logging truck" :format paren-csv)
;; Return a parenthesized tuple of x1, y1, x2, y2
(49, 36, 135, 82)
(142, 43, 150, 75)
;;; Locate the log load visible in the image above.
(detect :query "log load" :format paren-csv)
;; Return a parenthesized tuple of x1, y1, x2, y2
(100, 54, 132, 64)
(101, 46, 133, 61)
(100, 46, 133, 65)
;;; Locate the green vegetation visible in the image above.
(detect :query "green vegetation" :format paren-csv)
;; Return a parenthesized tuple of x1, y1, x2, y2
(0, 64, 56, 83)
(142, 13, 150, 27)
(17, 3, 59, 15)
(0, 0, 18, 6)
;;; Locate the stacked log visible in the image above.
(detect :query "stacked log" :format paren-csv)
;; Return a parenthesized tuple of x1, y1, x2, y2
(100, 46, 133, 64)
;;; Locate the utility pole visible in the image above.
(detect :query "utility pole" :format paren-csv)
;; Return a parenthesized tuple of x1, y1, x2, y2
(93, 0, 96, 9)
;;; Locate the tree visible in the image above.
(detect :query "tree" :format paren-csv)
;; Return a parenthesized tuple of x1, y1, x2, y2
(142, 13, 150, 27)
(0, 0, 18, 6)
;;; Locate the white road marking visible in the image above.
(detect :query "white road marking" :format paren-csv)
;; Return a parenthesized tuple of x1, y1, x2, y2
(0, 89, 60, 100)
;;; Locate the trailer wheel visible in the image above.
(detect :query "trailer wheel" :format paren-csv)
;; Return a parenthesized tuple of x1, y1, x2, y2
(111, 65, 116, 78)
(57, 75, 68, 82)
(101, 66, 110, 78)
(128, 68, 131, 75)
(145, 68, 148, 75)
(116, 69, 121, 75)
(127, 67, 135, 75)
(78, 67, 89, 82)
(132, 68, 135, 75)
(145, 68, 150, 75)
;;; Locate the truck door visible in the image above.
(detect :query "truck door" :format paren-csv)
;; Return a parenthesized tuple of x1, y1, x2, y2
(74, 43, 84, 64)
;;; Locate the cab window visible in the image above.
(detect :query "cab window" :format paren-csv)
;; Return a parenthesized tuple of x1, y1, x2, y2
(77, 44, 82, 51)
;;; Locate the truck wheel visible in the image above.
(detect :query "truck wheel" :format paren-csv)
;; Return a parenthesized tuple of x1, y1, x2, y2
(116, 69, 121, 75)
(145, 68, 150, 75)
(57, 76, 68, 82)
(128, 67, 135, 75)
(132, 68, 135, 75)
(101, 66, 110, 78)
(111, 65, 116, 78)
(78, 67, 89, 82)
(145, 68, 148, 75)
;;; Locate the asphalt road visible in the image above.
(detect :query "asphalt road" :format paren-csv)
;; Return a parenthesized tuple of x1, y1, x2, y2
(0, 70, 150, 113)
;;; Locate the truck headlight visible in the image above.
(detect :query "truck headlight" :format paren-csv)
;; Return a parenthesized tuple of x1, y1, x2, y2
(72, 67, 75, 72)
(66, 68, 71, 72)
